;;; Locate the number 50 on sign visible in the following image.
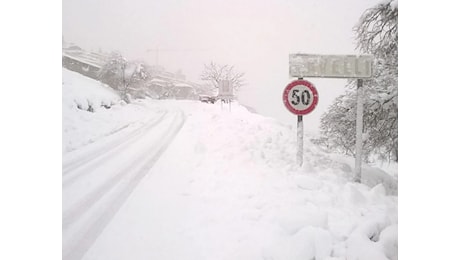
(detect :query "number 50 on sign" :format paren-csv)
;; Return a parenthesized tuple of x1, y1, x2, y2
(282, 80, 318, 115)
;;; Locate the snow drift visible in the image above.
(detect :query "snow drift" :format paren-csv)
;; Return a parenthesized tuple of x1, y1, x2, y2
(63, 68, 398, 260)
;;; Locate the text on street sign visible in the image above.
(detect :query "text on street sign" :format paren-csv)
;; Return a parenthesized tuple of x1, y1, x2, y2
(289, 54, 373, 78)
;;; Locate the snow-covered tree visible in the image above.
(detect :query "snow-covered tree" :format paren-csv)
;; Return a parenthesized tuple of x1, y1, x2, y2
(99, 52, 151, 102)
(201, 62, 245, 94)
(314, 0, 398, 162)
(98, 51, 127, 91)
(123, 61, 151, 100)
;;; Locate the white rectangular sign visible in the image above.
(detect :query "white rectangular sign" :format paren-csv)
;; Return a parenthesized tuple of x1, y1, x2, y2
(289, 54, 373, 78)
(218, 80, 233, 97)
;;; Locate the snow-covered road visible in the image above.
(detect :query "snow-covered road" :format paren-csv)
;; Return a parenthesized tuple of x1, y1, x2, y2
(63, 108, 185, 260)
(62, 68, 397, 260)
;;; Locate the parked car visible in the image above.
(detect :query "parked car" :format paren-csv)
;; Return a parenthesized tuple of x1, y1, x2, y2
(199, 95, 217, 104)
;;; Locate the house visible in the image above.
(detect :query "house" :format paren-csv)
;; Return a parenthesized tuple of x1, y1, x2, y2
(62, 44, 109, 80)
(170, 83, 197, 100)
(146, 78, 173, 99)
(62, 54, 102, 80)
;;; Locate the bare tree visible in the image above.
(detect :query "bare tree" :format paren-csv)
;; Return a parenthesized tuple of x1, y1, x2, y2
(201, 62, 245, 93)
(355, 0, 398, 60)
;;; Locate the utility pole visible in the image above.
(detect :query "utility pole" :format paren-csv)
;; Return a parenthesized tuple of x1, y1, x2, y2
(155, 47, 159, 66)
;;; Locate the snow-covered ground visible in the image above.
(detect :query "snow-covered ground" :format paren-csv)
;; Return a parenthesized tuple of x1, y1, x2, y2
(63, 68, 398, 260)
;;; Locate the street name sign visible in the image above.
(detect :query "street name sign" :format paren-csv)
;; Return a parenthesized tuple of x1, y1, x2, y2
(289, 54, 373, 78)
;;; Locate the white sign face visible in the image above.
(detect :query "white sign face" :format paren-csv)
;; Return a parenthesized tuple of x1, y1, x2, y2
(288, 85, 314, 111)
(289, 54, 373, 78)
(218, 80, 233, 97)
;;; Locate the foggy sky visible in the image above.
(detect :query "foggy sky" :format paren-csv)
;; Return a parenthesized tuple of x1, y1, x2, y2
(63, 0, 381, 133)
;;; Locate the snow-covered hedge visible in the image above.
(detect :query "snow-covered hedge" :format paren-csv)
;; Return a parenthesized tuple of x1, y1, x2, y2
(62, 68, 121, 112)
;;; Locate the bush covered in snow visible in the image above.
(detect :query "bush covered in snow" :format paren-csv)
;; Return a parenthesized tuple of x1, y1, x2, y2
(63, 68, 121, 112)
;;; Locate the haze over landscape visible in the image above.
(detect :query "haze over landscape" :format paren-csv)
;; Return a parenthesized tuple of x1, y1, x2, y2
(7, 1, 460, 259)
(59, 1, 403, 259)
(63, 0, 382, 132)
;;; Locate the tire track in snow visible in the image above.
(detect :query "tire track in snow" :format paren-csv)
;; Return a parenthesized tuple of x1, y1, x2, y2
(63, 111, 186, 260)
(62, 112, 178, 227)
(64, 123, 131, 154)
(62, 112, 167, 187)
(63, 111, 167, 176)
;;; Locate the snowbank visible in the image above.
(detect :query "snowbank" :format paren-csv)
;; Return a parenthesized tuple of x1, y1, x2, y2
(63, 68, 160, 153)
(63, 70, 397, 260)
(62, 68, 120, 112)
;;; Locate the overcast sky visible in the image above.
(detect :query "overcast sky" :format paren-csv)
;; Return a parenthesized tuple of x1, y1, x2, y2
(63, 0, 381, 133)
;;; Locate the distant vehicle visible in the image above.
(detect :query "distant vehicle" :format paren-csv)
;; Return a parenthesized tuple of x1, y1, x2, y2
(199, 95, 217, 104)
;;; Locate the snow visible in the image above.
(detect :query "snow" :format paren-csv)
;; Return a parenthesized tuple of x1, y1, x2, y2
(63, 69, 398, 260)
(378, 0, 398, 10)
(390, 0, 398, 10)
(62, 68, 120, 111)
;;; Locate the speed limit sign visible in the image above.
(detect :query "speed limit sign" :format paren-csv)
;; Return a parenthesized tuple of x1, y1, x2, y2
(282, 79, 319, 115)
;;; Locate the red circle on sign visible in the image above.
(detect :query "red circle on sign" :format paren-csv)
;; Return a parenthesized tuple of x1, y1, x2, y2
(282, 80, 319, 115)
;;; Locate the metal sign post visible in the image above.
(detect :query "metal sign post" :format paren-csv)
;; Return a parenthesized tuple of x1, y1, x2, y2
(297, 115, 303, 166)
(218, 80, 233, 112)
(354, 79, 364, 182)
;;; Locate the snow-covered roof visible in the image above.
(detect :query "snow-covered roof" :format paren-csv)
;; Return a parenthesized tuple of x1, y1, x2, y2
(149, 78, 168, 84)
(173, 82, 193, 88)
(62, 50, 109, 69)
(63, 54, 102, 69)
